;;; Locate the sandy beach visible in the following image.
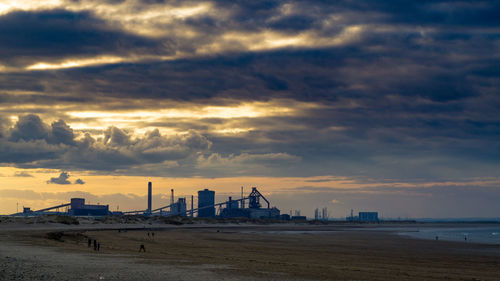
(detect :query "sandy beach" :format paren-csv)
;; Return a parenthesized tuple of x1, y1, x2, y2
(1, 218, 499, 280)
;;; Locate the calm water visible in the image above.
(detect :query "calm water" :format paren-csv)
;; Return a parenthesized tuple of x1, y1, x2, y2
(400, 227, 500, 244)
(227, 225, 500, 245)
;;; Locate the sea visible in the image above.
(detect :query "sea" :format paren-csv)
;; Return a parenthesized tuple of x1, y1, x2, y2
(399, 226, 500, 244)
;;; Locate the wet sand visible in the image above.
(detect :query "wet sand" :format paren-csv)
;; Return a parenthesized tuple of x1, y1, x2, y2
(1, 222, 500, 280)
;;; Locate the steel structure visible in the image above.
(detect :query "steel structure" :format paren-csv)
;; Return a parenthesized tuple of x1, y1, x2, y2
(248, 187, 270, 209)
(32, 203, 71, 213)
(90, 186, 278, 219)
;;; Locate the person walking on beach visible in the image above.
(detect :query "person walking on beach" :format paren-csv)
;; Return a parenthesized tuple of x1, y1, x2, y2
(97, 242, 100, 252)
(152, 232, 155, 239)
(139, 244, 146, 252)
(88, 238, 92, 248)
(93, 239, 97, 251)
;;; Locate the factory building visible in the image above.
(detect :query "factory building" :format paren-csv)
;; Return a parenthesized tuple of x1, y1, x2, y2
(68, 198, 109, 216)
(198, 189, 215, 217)
(169, 198, 187, 216)
(226, 197, 239, 209)
(220, 205, 280, 219)
(219, 187, 280, 219)
(13, 181, 282, 220)
(358, 212, 379, 222)
(280, 214, 291, 220)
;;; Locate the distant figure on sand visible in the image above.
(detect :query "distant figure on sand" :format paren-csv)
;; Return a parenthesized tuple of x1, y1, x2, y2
(88, 238, 91, 247)
(93, 240, 97, 251)
(152, 232, 155, 239)
(435, 236, 439, 240)
(148, 232, 150, 238)
(139, 244, 146, 252)
(97, 242, 100, 251)
(464, 236, 467, 241)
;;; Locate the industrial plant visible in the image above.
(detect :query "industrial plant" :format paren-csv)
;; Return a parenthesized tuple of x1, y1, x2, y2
(12, 182, 385, 222)
(346, 209, 379, 222)
(13, 182, 281, 219)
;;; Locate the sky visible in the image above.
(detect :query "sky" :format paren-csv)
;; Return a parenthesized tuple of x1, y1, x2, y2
(0, 0, 499, 218)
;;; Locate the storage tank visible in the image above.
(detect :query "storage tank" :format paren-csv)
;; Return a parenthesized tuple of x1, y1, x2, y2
(71, 198, 85, 209)
(197, 189, 215, 217)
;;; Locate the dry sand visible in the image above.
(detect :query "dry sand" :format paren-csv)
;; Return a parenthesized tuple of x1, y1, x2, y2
(1, 221, 499, 280)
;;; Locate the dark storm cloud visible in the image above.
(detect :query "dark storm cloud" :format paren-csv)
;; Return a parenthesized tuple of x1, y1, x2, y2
(0, 92, 92, 104)
(0, 0, 497, 69)
(211, 0, 500, 29)
(0, 114, 305, 176)
(5, 23, 497, 103)
(47, 172, 71, 185)
(1, 115, 203, 170)
(0, 0, 498, 179)
(0, 9, 166, 67)
(74, 178, 85, 185)
(9, 115, 76, 145)
(9, 115, 49, 142)
(0, 1, 497, 101)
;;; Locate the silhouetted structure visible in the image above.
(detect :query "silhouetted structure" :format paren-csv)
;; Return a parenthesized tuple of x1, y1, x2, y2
(171, 198, 187, 216)
(280, 214, 291, 220)
(147, 181, 152, 215)
(220, 187, 280, 219)
(69, 198, 109, 216)
(13, 183, 284, 219)
(359, 212, 379, 222)
(198, 189, 215, 217)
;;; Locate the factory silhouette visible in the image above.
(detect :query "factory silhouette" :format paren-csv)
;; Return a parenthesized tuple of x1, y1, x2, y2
(17, 182, 283, 220)
(15, 182, 379, 221)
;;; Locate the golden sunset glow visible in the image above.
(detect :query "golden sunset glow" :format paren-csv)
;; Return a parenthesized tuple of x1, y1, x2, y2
(67, 103, 294, 120)
(63, 100, 310, 134)
(26, 56, 125, 70)
(1, 0, 498, 219)
(0, 0, 62, 15)
(3, 166, 499, 215)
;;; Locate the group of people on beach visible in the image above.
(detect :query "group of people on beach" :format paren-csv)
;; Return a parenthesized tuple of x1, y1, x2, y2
(139, 231, 155, 252)
(86, 231, 156, 253)
(88, 238, 100, 251)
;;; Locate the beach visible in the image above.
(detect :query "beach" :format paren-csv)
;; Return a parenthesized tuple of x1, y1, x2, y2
(1, 219, 499, 280)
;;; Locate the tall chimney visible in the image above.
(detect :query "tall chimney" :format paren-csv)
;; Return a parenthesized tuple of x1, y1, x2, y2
(147, 181, 152, 214)
(171, 189, 174, 205)
(191, 195, 194, 217)
(241, 186, 244, 209)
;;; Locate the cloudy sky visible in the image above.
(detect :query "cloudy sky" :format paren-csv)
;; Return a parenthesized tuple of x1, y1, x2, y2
(1, 0, 499, 218)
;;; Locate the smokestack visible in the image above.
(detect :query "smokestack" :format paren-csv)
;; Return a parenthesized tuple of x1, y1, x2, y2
(241, 186, 244, 208)
(191, 195, 194, 217)
(147, 182, 152, 214)
(171, 189, 174, 205)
